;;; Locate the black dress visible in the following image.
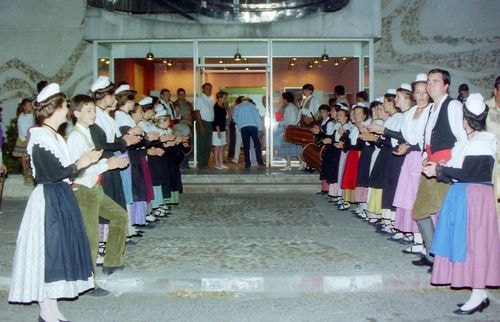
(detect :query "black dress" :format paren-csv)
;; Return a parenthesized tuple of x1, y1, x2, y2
(90, 124, 127, 209)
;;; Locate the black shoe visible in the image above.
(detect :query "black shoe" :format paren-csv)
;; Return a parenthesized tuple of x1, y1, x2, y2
(427, 266, 433, 274)
(411, 256, 433, 267)
(86, 286, 110, 297)
(453, 298, 490, 315)
(316, 191, 328, 195)
(102, 265, 125, 275)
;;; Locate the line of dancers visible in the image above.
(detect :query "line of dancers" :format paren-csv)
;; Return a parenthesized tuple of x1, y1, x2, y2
(312, 69, 499, 315)
(9, 77, 190, 322)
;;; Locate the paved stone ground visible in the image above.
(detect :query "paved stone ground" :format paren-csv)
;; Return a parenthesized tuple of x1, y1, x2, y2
(1, 193, 499, 321)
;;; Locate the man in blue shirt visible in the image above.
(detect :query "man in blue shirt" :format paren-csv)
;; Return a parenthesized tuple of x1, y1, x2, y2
(232, 97, 264, 168)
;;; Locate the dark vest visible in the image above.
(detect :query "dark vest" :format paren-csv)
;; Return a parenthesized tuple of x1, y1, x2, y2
(430, 96, 456, 153)
(320, 118, 332, 133)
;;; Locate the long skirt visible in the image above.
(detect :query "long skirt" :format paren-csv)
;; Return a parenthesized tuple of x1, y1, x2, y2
(381, 153, 405, 210)
(328, 151, 347, 196)
(431, 184, 500, 288)
(393, 151, 423, 233)
(9, 183, 94, 302)
(320, 145, 340, 183)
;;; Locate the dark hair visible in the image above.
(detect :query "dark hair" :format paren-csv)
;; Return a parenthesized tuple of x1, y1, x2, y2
(328, 97, 337, 106)
(177, 88, 186, 95)
(302, 83, 314, 92)
(160, 88, 170, 96)
(337, 108, 350, 120)
(282, 91, 294, 103)
(36, 80, 48, 94)
(92, 82, 115, 101)
(334, 85, 345, 95)
(463, 104, 488, 131)
(235, 96, 245, 105)
(369, 100, 382, 109)
(116, 90, 136, 108)
(17, 98, 33, 116)
(202, 83, 212, 90)
(384, 93, 396, 101)
(356, 91, 369, 102)
(396, 88, 416, 107)
(70, 94, 93, 113)
(318, 104, 331, 112)
(141, 103, 155, 113)
(494, 76, 500, 90)
(34, 92, 66, 126)
(216, 91, 228, 100)
(428, 69, 451, 86)
(130, 103, 143, 116)
(353, 105, 370, 121)
(458, 83, 469, 92)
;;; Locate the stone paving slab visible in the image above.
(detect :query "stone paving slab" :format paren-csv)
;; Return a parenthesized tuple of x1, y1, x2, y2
(0, 193, 483, 296)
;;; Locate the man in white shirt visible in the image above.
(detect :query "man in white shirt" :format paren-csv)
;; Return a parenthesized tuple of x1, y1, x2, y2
(411, 68, 467, 270)
(68, 95, 130, 283)
(195, 83, 214, 169)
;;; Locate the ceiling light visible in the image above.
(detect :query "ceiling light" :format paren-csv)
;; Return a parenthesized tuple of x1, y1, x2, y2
(234, 42, 242, 62)
(167, 59, 173, 67)
(292, 57, 297, 61)
(334, 58, 340, 66)
(307, 62, 313, 69)
(218, 58, 224, 64)
(146, 52, 154, 61)
(100, 58, 106, 62)
(321, 43, 329, 62)
(313, 58, 319, 64)
(342, 57, 347, 61)
(289, 60, 295, 67)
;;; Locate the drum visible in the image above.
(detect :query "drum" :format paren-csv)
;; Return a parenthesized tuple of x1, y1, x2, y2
(301, 143, 326, 171)
(283, 125, 315, 146)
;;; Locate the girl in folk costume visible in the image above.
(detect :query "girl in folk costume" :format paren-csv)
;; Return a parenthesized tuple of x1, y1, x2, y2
(312, 104, 337, 192)
(153, 110, 187, 207)
(391, 74, 433, 248)
(114, 88, 155, 225)
(364, 93, 393, 223)
(358, 99, 384, 222)
(89, 77, 141, 235)
(138, 101, 172, 217)
(327, 106, 353, 204)
(339, 104, 371, 211)
(277, 91, 301, 171)
(423, 94, 499, 315)
(367, 89, 404, 233)
(9, 84, 101, 322)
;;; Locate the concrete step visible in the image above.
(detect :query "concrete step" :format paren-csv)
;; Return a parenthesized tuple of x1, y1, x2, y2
(182, 169, 319, 193)
(2, 169, 321, 197)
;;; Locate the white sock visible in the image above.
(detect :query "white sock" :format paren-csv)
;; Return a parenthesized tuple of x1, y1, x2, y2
(414, 233, 423, 244)
(39, 299, 58, 322)
(461, 289, 487, 310)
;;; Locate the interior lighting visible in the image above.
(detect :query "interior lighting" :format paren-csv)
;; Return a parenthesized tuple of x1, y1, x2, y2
(321, 43, 329, 62)
(234, 42, 242, 62)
